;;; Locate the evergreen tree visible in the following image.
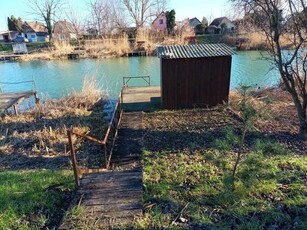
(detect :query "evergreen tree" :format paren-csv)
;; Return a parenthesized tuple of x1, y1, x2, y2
(7, 15, 23, 31)
(166, 9, 176, 35)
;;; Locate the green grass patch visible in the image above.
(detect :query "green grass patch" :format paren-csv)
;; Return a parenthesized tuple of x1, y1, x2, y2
(0, 170, 74, 229)
(140, 110, 307, 229)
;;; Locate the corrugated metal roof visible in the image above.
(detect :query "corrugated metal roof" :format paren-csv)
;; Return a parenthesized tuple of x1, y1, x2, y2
(157, 43, 236, 59)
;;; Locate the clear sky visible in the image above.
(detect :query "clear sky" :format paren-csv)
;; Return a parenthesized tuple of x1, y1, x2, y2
(0, 0, 233, 31)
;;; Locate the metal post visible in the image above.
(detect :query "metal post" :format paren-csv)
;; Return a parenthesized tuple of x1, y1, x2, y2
(67, 130, 80, 186)
(13, 104, 18, 116)
(121, 89, 124, 111)
(103, 144, 108, 169)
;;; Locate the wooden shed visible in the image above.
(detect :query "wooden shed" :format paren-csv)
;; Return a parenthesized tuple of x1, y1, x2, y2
(157, 43, 235, 109)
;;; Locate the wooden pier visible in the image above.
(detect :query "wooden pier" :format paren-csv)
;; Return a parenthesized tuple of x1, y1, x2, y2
(67, 53, 80, 59)
(0, 91, 38, 115)
(67, 50, 85, 59)
(0, 54, 22, 61)
(0, 80, 39, 115)
(60, 86, 162, 228)
(122, 86, 161, 111)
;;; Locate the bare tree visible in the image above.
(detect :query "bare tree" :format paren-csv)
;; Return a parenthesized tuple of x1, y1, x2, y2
(27, 0, 63, 42)
(231, 0, 307, 139)
(88, 0, 125, 36)
(65, 6, 86, 45)
(119, 0, 168, 29)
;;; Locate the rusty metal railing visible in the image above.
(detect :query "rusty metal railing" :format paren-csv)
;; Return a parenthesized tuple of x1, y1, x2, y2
(123, 76, 150, 86)
(67, 89, 124, 186)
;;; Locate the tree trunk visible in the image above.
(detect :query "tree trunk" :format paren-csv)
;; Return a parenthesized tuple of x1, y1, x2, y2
(299, 123, 307, 140)
(288, 89, 307, 140)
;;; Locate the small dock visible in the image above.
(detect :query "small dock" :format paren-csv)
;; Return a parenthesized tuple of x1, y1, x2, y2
(0, 54, 22, 61)
(60, 85, 162, 228)
(67, 53, 80, 59)
(0, 81, 39, 114)
(67, 50, 85, 59)
(127, 40, 149, 56)
(122, 86, 161, 111)
(127, 50, 148, 56)
(0, 91, 38, 114)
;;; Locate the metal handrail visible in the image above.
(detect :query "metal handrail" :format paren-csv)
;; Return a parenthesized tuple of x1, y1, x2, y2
(67, 88, 124, 186)
(123, 76, 151, 86)
(0, 80, 37, 93)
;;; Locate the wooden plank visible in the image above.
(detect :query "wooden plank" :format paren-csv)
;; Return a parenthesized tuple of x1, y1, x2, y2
(81, 191, 142, 200)
(86, 209, 142, 218)
(77, 187, 142, 195)
(81, 173, 142, 183)
(81, 197, 142, 206)
(79, 181, 142, 190)
(80, 202, 143, 212)
(82, 170, 141, 179)
(80, 179, 142, 188)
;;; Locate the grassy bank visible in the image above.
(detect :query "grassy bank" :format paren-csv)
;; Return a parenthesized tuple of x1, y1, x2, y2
(138, 89, 307, 229)
(0, 170, 74, 229)
(0, 77, 107, 228)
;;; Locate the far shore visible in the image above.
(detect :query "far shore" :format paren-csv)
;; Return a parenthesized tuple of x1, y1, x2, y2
(1, 31, 295, 62)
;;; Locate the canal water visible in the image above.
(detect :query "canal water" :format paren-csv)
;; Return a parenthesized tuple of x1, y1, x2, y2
(0, 51, 279, 99)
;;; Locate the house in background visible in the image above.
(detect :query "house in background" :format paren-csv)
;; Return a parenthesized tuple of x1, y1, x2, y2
(189, 17, 201, 28)
(0, 31, 19, 43)
(189, 17, 207, 34)
(208, 17, 236, 34)
(206, 25, 220, 34)
(53, 20, 77, 41)
(22, 21, 48, 42)
(152, 12, 167, 32)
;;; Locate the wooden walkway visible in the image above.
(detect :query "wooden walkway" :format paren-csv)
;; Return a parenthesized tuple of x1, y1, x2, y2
(60, 112, 144, 229)
(0, 91, 37, 113)
(60, 86, 162, 228)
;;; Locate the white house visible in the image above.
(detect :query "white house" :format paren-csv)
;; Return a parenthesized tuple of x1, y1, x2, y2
(209, 17, 236, 34)
(22, 21, 49, 42)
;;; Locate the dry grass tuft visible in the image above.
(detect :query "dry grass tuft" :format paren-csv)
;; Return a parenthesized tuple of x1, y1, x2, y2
(237, 31, 268, 50)
(19, 52, 54, 61)
(51, 41, 74, 58)
(237, 31, 295, 50)
(20, 41, 74, 61)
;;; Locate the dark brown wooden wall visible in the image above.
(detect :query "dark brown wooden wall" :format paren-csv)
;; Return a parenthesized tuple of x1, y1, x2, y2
(161, 56, 232, 109)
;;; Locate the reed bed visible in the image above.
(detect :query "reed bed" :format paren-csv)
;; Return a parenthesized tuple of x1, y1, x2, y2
(84, 34, 130, 58)
(0, 76, 106, 170)
(19, 30, 188, 61)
